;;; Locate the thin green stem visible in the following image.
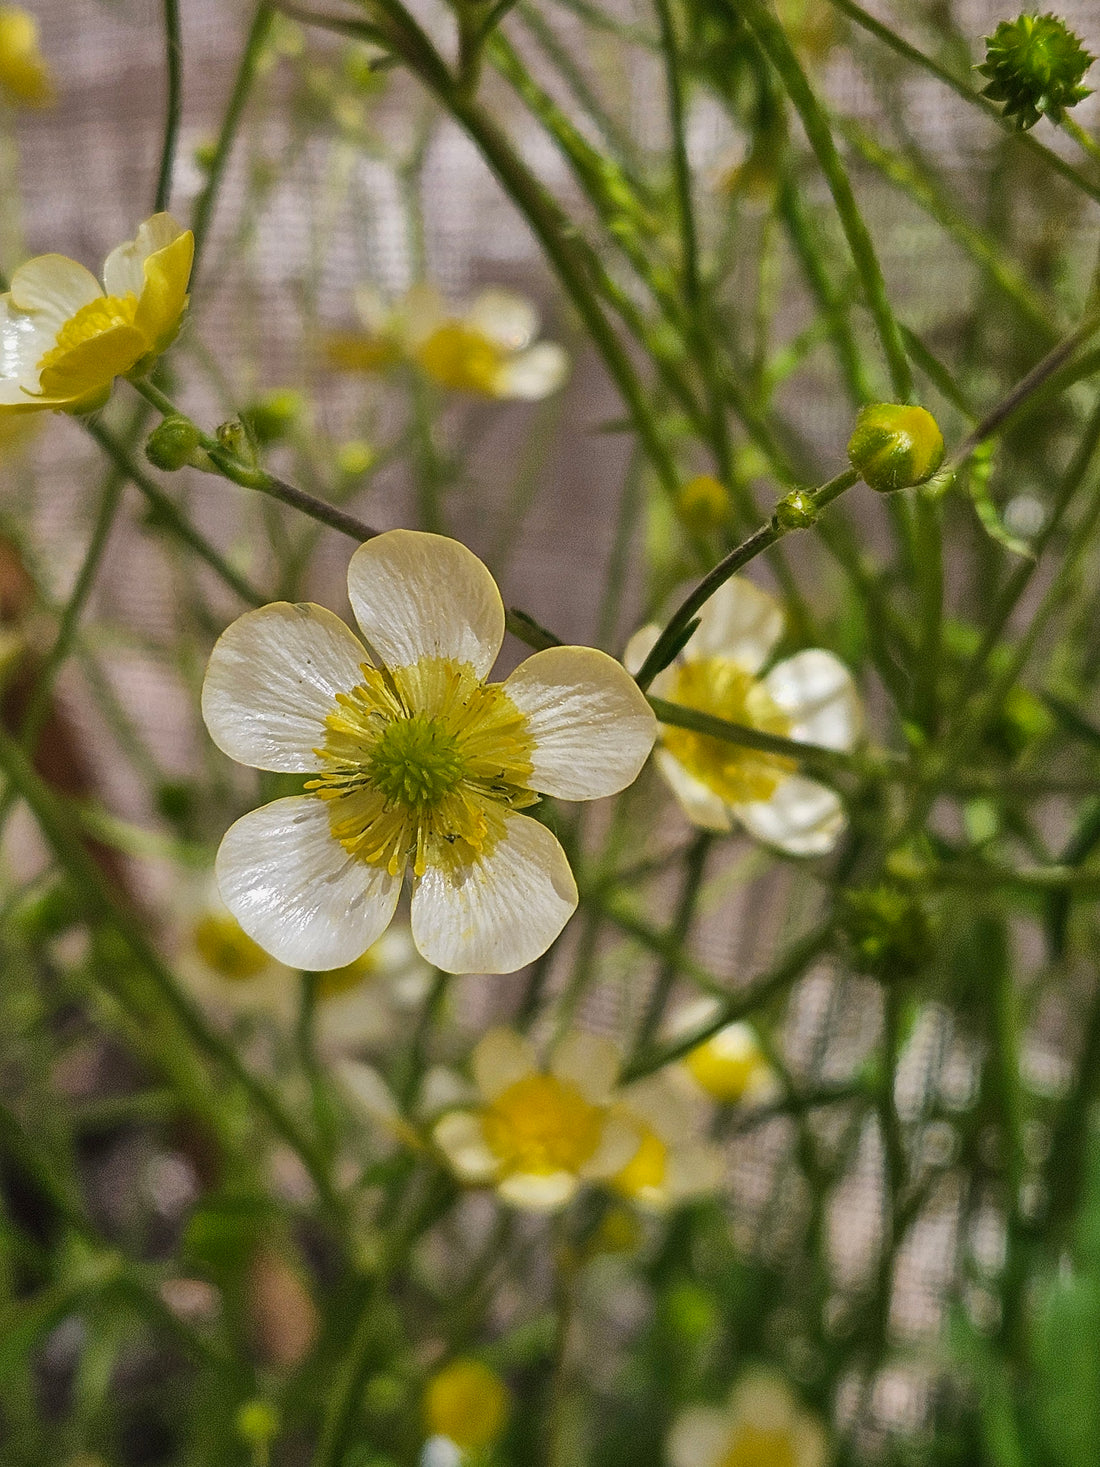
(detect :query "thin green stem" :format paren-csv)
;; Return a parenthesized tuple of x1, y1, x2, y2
(154, 0, 184, 212)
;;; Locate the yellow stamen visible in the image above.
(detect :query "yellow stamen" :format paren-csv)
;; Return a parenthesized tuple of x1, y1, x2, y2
(612, 1125, 668, 1201)
(306, 656, 536, 879)
(415, 322, 504, 395)
(36, 293, 139, 372)
(482, 1074, 603, 1176)
(663, 656, 795, 804)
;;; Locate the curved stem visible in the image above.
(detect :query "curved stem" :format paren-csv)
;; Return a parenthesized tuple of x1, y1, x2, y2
(154, 0, 183, 212)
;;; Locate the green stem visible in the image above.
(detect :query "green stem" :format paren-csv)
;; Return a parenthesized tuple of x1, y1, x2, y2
(154, 0, 183, 212)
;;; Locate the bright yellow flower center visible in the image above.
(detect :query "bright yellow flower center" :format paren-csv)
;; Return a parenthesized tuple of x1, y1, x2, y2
(482, 1074, 603, 1177)
(307, 656, 536, 878)
(424, 1358, 510, 1450)
(415, 322, 504, 396)
(0, 7, 54, 108)
(192, 912, 270, 980)
(612, 1125, 668, 1201)
(37, 293, 139, 371)
(663, 657, 795, 804)
(685, 1025, 769, 1103)
(718, 1425, 798, 1467)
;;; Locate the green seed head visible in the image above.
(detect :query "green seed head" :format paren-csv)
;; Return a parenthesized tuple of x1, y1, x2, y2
(145, 416, 203, 472)
(366, 715, 466, 807)
(977, 13, 1094, 129)
(773, 488, 818, 530)
(847, 403, 945, 493)
(839, 884, 934, 981)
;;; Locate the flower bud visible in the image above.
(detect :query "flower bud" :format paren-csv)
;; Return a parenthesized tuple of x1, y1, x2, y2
(847, 403, 944, 493)
(423, 1358, 510, 1452)
(677, 473, 731, 535)
(145, 416, 202, 472)
(235, 1400, 280, 1451)
(839, 884, 933, 981)
(242, 388, 303, 446)
(977, 13, 1094, 130)
(216, 418, 249, 459)
(773, 487, 817, 530)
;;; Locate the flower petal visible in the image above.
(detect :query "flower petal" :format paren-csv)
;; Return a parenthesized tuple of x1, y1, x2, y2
(335, 1059, 401, 1128)
(133, 227, 194, 355)
(656, 749, 733, 832)
(411, 812, 578, 974)
(550, 1030, 620, 1104)
(433, 1111, 499, 1183)
(472, 1027, 537, 1099)
(0, 296, 47, 387)
(494, 342, 569, 400)
(215, 796, 402, 970)
(10, 255, 102, 330)
(689, 576, 783, 671)
(497, 1170, 578, 1211)
(735, 776, 845, 856)
(347, 529, 505, 678)
(36, 322, 147, 401)
(667, 1407, 732, 1467)
(202, 602, 368, 773)
(465, 289, 538, 351)
(763, 649, 862, 751)
(503, 646, 657, 799)
(581, 1112, 641, 1179)
(623, 624, 660, 677)
(102, 213, 188, 297)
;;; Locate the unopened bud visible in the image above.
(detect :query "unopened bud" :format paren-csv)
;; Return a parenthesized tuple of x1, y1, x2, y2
(839, 884, 933, 980)
(216, 418, 249, 459)
(977, 13, 1094, 130)
(242, 389, 303, 446)
(145, 417, 202, 472)
(773, 488, 817, 530)
(847, 403, 944, 493)
(235, 1400, 280, 1448)
(677, 473, 731, 535)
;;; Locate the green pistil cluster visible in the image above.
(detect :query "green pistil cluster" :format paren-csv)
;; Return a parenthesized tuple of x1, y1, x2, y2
(366, 714, 466, 808)
(977, 13, 1094, 129)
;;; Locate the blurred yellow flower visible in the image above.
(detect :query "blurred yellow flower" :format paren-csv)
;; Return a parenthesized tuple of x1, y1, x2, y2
(668, 1370, 830, 1467)
(0, 214, 194, 415)
(669, 999, 778, 1106)
(0, 6, 54, 108)
(432, 1028, 640, 1210)
(610, 1070, 724, 1211)
(424, 1358, 510, 1452)
(627, 577, 861, 855)
(202, 529, 655, 974)
(329, 283, 569, 400)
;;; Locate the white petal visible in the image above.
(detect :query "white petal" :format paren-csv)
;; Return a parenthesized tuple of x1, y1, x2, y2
(763, 649, 862, 751)
(735, 776, 845, 856)
(623, 624, 660, 677)
(656, 749, 733, 832)
(0, 297, 48, 387)
(397, 282, 447, 347)
(10, 255, 102, 331)
(411, 813, 577, 975)
(689, 576, 784, 671)
(334, 1059, 401, 1127)
(621, 1074, 696, 1144)
(494, 342, 569, 400)
(202, 602, 368, 773)
(432, 1111, 499, 1182)
(581, 1112, 641, 1179)
(551, 1031, 620, 1104)
(730, 1370, 800, 1430)
(497, 1170, 578, 1211)
(215, 796, 402, 970)
(315, 984, 398, 1050)
(465, 288, 538, 351)
(346, 530, 504, 678)
(668, 1407, 732, 1467)
(503, 646, 656, 799)
(102, 213, 185, 297)
(472, 1027, 537, 1099)
(664, 1142, 726, 1202)
(792, 1419, 830, 1467)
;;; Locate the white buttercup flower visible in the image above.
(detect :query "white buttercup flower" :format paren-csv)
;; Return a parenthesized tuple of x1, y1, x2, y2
(432, 1027, 641, 1211)
(667, 997, 779, 1106)
(329, 283, 569, 401)
(668, 1370, 830, 1467)
(627, 577, 861, 855)
(202, 529, 656, 974)
(609, 1069, 725, 1211)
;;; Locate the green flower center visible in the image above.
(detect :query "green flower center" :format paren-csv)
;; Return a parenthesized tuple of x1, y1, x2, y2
(306, 656, 537, 878)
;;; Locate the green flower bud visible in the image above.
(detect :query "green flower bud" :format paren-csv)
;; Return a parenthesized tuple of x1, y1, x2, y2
(773, 487, 818, 530)
(839, 884, 933, 981)
(145, 417, 203, 472)
(216, 418, 248, 458)
(235, 1400, 280, 1448)
(847, 403, 944, 493)
(977, 13, 1094, 130)
(242, 388, 303, 446)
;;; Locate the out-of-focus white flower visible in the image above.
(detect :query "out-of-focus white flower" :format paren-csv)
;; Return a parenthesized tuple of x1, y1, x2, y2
(668, 1370, 830, 1467)
(627, 577, 861, 855)
(668, 997, 779, 1106)
(432, 1027, 640, 1211)
(202, 529, 655, 974)
(609, 1069, 724, 1210)
(328, 283, 569, 400)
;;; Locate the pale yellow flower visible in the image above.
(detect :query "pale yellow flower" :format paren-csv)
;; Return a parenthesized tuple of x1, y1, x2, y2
(669, 998, 779, 1106)
(668, 1370, 830, 1467)
(329, 283, 569, 400)
(0, 214, 194, 415)
(627, 577, 861, 855)
(432, 1028, 641, 1210)
(0, 6, 54, 108)
(423, 1358, 510, 1453)
(609, 1070, 724, 1211)
(202, 530, 656, 974)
